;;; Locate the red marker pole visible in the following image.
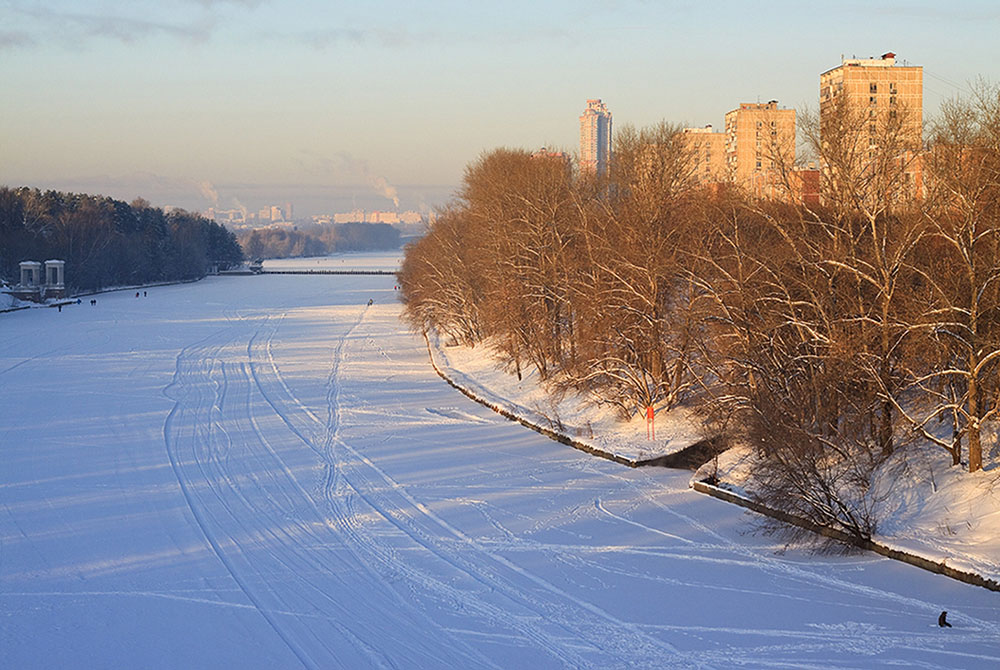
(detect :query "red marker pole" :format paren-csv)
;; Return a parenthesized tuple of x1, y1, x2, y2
(646, 405, 655, 440)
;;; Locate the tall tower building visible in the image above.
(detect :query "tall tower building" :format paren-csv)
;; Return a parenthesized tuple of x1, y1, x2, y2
(579, 99, 612, 175)
(724, 101, 796, 197)
(819, 52, 923, 150)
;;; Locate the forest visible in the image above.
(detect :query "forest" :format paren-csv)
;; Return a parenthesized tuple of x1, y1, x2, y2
(400, 89, 1000, 540)
(0, 188, 243, 291)
(237, 222, 401, 259)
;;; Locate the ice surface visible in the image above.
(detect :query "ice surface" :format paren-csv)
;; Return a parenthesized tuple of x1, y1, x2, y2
(1, 254, 998, 669)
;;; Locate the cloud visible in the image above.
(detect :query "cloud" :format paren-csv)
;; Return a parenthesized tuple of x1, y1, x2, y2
(0, 30, 37, 50)
(4, 2, 220, 49)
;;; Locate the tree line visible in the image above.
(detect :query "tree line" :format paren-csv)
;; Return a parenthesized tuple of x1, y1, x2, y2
(237, 222, 401, 260)
(400, 88, 1000, 540)
(0, 187, 244, 291)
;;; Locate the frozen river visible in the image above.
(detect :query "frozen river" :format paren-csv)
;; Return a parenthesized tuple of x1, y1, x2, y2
(1, 265, 998, 668)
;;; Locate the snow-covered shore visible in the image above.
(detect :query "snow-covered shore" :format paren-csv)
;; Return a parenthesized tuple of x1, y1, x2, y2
(430, 329, 1000, 588)
(429, 332, 709, 464)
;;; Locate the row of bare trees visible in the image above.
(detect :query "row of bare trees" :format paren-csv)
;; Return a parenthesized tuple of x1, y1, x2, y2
(400, 89, 1000, 539)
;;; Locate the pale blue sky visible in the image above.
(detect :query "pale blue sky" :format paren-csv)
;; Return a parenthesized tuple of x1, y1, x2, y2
(2, 0, 998, 216)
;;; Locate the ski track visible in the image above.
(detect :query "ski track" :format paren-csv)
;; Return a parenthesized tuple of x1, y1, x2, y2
(163, 309, 501, 669)
(154, 300, 1000, 669)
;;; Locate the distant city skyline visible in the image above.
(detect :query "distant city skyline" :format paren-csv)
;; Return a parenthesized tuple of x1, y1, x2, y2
(3, 1, 999, 217)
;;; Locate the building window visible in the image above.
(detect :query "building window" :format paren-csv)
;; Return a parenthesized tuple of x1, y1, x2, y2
(870, 96, 877, 105)
(870, 83, 878, 94)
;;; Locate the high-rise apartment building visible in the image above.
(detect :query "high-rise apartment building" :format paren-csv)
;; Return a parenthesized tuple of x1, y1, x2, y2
(819, 52, 923, 150)
(682, 125, 727, 184)
(579, 99, 612, 175)
(724, 101, 796, 196)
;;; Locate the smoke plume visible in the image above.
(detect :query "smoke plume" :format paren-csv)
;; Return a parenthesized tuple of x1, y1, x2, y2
(199, 180, 220, 207)
(297, 150, 401, 210)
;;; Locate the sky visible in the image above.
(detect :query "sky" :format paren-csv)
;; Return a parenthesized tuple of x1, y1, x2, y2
(2, 0, 999, 218)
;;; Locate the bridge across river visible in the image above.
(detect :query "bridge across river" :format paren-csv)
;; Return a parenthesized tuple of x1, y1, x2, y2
(256, 269, 396, 275)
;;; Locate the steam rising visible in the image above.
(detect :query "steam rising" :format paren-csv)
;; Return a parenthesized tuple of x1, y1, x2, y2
(298, 150, 401, 209)
(199, 180, 219, 207)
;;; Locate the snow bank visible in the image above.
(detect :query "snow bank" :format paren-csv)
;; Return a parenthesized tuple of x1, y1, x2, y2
(428, 332, 710, 464)
(696, 443, 1000, 585)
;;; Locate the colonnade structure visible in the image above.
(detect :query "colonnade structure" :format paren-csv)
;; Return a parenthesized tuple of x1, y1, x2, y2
(4, 260, 66, 302)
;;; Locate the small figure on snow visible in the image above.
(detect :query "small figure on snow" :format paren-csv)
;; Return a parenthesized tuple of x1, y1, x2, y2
(367, 298, 373, 306)
(938, 611, 952, 628)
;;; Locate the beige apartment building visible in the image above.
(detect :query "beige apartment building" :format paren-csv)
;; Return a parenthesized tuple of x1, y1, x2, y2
(579, 99, 612, 175)
(819, 52, 923, 149)
(724, 101, 796, 197)
(819, 52, 924, 202)
(682, 125, 727, 184)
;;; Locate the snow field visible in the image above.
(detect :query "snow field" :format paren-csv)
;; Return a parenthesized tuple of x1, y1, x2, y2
(1, 257, 998, 669)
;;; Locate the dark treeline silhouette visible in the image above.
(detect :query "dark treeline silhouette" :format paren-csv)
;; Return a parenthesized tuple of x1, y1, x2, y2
(0, 187, 243, 291)
(400, 87, 1000, 540)
(238, 222, 401, 259)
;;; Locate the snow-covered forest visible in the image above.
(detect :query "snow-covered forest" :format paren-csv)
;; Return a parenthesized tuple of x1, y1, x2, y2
(237, 222, 402, 260)
(0, 187, 244, 290)
(399, 89, 1000, 541)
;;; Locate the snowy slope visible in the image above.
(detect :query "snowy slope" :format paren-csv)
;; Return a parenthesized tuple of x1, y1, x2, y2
(430, 333, 708, 463)
(1, 255, 998, 669)
(702, 444, 1000, 585)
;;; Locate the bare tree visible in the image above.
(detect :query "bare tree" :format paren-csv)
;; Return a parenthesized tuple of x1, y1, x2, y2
(897, 85, 1000, 472)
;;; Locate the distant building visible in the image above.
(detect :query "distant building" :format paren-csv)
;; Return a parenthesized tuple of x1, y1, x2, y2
(206, 208, 246, 225)
(820, 52, 923, 152)
(725, 101, 796, 198)
(790, 165, 821, 207)
(367, 211, 400, 224)
(532, 146, 569, 161)
(579, 99, 612, 175)
(398, 211, 424, 225)
(682, 126, 727, 184)
(333, 210, 365, 224)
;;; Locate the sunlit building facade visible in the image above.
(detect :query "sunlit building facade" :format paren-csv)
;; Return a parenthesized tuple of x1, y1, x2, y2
(579, 99, 612, 175)
(819, 52, 923, 150)
(724, 101, 796, 197)
(682, 125, 727, 184)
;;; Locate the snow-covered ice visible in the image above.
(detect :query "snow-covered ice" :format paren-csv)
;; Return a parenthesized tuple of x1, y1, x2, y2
(2, 255, 999, 669)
